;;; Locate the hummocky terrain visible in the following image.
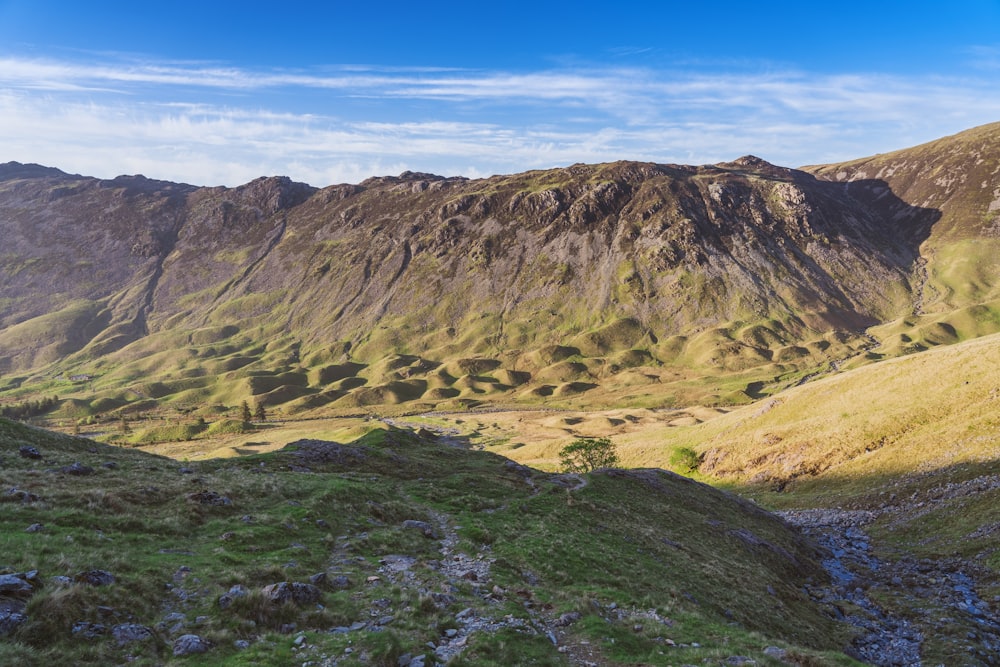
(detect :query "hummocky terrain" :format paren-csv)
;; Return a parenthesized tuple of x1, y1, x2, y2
(2, 123, 1000, 665)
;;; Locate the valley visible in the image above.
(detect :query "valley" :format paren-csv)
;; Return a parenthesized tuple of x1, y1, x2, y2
(3, 123, 1000, 665)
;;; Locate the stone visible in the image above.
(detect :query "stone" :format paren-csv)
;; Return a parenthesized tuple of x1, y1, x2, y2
(60, 462, 94, 476)
(7, 488, 39, 503)
(309, 572, 327, 586)
(0, 611, 26, 636)
(173, 633, 211, 655)
(186, 490, 232, 506)
(763, 646, 787, 659)
(112, 623, 154, 645)
(218, 584, 247, 609)
(402, 520, 437, 538)
(101, 461, 118, 469)
(71, 621, 107, 639)
(262, 582, 322, 606)
(18, 446, 42, 459)
(75, 569, 116, 586)
(25, 523, 44, 533)
(330, 575, 351, 589)
(555, 611, 581, 626)
(0, 574, 33, 595)
(234, 639, 251, 650)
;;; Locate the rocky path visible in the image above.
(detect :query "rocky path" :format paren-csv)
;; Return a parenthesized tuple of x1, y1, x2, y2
(312, 489, 605, 666)
(780, 509, 1000, 666)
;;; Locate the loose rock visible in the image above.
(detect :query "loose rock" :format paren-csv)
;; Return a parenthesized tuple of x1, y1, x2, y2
(0, 574, 33, 595)
(59, 462, 94, 476)
(187, 490, 232, 506)
(173, 633, 211, 656)
(18, 446, 42, 460)
(75, 569, 116, 586)
(112, 623, 153, 645)
(262, 582, 321, 606)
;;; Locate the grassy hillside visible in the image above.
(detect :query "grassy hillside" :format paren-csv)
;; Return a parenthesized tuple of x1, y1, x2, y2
(0, 417, 862, 666)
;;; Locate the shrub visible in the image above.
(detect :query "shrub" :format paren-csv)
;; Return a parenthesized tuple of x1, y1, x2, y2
(669, 446, 701, 474)
(559, 437, 619, 473)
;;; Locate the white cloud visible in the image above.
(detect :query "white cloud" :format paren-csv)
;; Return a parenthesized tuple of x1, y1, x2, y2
(2, 55, 1000, 186)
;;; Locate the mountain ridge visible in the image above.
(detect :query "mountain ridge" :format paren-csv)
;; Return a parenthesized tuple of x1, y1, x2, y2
(1, 123, 998, 413)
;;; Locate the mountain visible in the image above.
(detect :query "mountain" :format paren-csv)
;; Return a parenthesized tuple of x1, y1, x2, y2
(1, 123, 998, 415)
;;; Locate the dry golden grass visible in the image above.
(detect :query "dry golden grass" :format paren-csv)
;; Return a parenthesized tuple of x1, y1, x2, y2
(623, 331, 1000, 491)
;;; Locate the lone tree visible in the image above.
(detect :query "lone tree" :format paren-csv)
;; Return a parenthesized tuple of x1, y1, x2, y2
(254, 402, 267, 422)
(559, 437, 619, 473)
(240, 400, 252, 424)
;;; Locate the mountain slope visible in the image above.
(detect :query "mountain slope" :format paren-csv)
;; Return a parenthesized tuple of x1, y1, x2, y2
(1, 123, 998, 414)
(804, 121, 1000, 352)
(0, 418, 860, 666)
(0, 161, 928, 412)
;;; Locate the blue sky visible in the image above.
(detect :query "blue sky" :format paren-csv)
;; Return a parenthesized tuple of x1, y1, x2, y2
(2, 1, 1000, 186)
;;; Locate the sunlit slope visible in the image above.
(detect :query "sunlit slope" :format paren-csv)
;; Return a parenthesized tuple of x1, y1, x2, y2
(637, 331, 1000, 490)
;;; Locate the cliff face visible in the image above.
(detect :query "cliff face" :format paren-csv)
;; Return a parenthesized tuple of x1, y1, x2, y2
(1, 123, 996, 410)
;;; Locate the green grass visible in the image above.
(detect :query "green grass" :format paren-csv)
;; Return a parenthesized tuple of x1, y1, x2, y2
(0, 418, 863, 665)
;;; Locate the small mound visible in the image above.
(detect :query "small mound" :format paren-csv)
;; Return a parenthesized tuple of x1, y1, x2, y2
(425, 387, 460, 400)
(571, 317, 646, 356)
(449, 357, 502, 376)
(522, 385, 555, 398)
(425, 368, 458, 388)
(206, 418, 253, 436)
(534, 361, 589, 384)
(529, 345, 580, 366)
(310, 362, 365, 385)
(609, 349, 652, 369)
(553, 381, 597, 396)
(246, 372, 308, 395)
(494, 369, 531, 386)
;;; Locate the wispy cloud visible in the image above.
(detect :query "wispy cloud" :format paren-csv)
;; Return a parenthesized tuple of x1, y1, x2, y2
(1, 54, 999, 186)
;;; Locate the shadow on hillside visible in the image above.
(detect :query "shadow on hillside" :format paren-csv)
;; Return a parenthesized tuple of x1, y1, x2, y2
(723, 457, 999, 519)
(805, 173, 941, 265)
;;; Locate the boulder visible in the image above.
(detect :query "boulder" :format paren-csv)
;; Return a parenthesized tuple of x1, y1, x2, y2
(0, 574, 32, 595)
(112, 623, 153, 645)
(262, 582, 321, 606)
(173, 633, 211, 656)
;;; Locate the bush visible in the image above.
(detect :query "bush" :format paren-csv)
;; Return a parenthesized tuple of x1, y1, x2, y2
(559, 437, 619, 473)
(669, 446, 701, 474)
